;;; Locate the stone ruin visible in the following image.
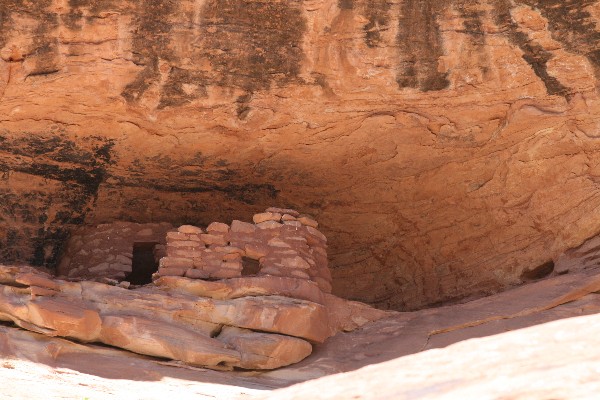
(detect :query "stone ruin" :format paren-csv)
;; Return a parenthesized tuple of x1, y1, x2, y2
(0, 208, 387, 371)
(57, 222, 172, 284)
(57, 208, 332, 292)
(157, 207, 332, 293)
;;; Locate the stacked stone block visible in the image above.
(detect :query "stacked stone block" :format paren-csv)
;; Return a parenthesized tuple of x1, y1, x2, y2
(160, 224, 243, 279)
(58, 222, 173, 281)
(157, 208, 332, 293)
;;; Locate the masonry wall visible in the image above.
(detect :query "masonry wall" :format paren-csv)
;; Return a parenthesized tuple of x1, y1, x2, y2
(158, 208, 332, 293)
(58, 222, 173, 281)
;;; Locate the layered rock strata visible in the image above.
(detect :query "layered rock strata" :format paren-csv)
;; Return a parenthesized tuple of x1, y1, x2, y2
(2, 1, 600, 310)
(0, 263, 387, 370)
(3, 263, 600, 398)
(555, 232, 600, 275)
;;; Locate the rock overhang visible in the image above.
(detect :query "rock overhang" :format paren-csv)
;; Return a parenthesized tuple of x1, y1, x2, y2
(0, 211, 388, 370)
(1, 0, 600, 311)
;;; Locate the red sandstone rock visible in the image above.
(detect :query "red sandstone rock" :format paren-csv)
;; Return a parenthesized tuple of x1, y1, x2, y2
(554, 233, 600, 275)
(15, 272, 59, 291)
(218, 326, 312, 370)
(157, 267, 186, 277)
(214, 268, 241, 279)
(253, 212, 283, 224)
(184, 269, 210, 279)
(4, 0, 600, 317)
(267, 208, 300, 217)
(6, 266, 600, 398)
(222, 253, 242, 262)
(244, 244, 269, 259)
(99, 315, 242, 368)
(155, 275, 327, 304)
(159, 257, 193, 269)
(0, 264, 387, 370)
(281, 256, 312, 270)
(29, 286, 59, 297)
(298, 216, 318, 228)
(207, 222, 230, 233)
(231, 221, 256, 234)
(200, 234, 228, 246)
(178, 226, 203, 234)
(256, 221, 284, 230)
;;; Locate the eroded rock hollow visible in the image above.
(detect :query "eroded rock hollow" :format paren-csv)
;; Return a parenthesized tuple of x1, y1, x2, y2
(2, 0, 600, 310)
(0, 210, 388, 370)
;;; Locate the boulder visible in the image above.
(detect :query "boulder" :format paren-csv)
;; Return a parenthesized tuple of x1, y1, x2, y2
(0, 265, 384, 369)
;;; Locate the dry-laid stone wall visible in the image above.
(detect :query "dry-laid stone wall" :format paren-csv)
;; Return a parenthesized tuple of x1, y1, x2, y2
(10, 209, 389, 370)
(157, 208, 332, 293)
(58, 222, 173, 281)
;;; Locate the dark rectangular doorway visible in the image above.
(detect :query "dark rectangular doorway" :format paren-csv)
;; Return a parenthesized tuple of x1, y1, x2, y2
(126, 242, 159, 285)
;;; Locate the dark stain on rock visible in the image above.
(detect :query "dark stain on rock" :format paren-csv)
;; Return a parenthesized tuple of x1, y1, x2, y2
(397, 0, 449, 91)
(225, 183, 279, 204)
(64, 0, 116, 30)
(106, 176, 279, 206)
(0, 0, 25, 49)
(363, 0, 392, 48)
(492, 0, 570, 97)
(236, 93, 253, 120)
(121, 0, 178, 103)
(0, 1, 60, 76)
(199, 0, 306, 93)
(0, 133, 114, 268)
(516, 0, 600, 82)
(158, 67, 208, 109)
(30, 3, 59, 76)
(64, 0, 85, 29)
(453, 1, 485, 46)
(122, 0, 307, 110)
(31, 228, 70, 268)
(452, 1, 490, 79)
(338, 0, 355, 10)
(104, 148, 278, 206)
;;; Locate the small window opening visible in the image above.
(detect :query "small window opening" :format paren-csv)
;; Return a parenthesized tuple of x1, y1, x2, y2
(126, 242, 159, 285)
(241, 257, 260, 276)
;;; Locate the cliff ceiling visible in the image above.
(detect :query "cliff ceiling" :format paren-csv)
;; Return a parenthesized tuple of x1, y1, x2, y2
(2, 0, 600, 310)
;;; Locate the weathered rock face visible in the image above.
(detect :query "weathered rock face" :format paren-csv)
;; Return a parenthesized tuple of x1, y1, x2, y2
(3, 263, 600, 398)
(0, 264, 388, 370)
(2, 1, 600, 309)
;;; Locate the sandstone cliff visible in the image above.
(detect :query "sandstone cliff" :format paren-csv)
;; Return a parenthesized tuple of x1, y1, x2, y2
(2, 0, 600, 309)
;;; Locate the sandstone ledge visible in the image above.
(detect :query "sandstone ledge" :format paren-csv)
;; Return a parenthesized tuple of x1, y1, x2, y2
(3, 266, 600, 397)
(0, 265, 387, 370)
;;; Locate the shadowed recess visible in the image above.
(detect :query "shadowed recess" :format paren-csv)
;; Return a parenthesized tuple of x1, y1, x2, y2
(126, 242, 160, 285)
(0, 133, 113, 268)
(521, 260, 555, 281)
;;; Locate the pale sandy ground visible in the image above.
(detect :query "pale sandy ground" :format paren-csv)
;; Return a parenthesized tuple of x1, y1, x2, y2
(4, 267, 600, 399)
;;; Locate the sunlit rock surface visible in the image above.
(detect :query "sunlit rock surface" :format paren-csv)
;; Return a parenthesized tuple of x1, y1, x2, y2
(0, 264, 388, 370)
(3, 266, 600, 398)
(2, 1, 600, 309)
